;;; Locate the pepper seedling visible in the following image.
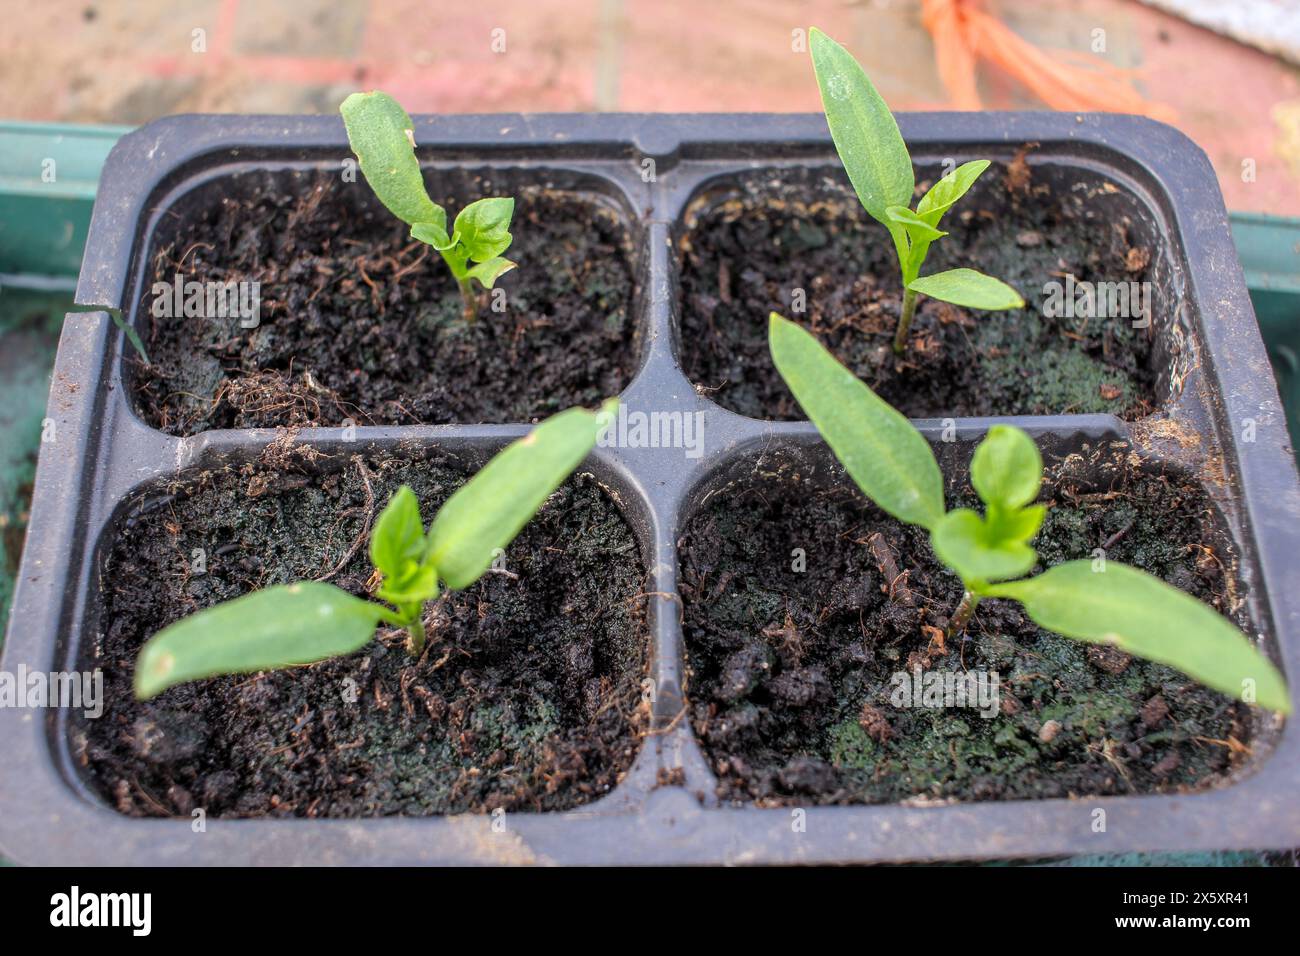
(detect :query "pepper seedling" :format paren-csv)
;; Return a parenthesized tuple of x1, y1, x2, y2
(769, 312, 1291, 713)
(808, 27, 1024, 354)
(133, 400, 616, 699)
(341, 90, 516, 322)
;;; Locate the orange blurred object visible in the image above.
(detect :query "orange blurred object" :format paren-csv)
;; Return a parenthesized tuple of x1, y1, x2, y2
(920, 0, 1177, 121)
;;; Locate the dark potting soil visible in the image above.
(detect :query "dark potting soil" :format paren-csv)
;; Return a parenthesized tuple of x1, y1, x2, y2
(678, 160, 1160, 420)
(679, 454, 1253, 806)
(131, 179, 638, 434)
(75, 448, 648, 817)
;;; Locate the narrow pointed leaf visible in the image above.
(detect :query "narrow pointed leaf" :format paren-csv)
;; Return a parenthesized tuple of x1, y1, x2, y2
(987, 561, 1291, 713)
(917, 160, 990, 225)
(341, 90, 442, 227)
(769, 313, 944, 530)
(810, 27, 914, 225)
(886, 205, 947, 243)
(908, 268, 1025, 311)
(107, 307, 151, 365)
(134, 582, 385, 699)
(68, 306, 152, 366)
(426, 400, 617, 589)
(971, 425, 1042, 511)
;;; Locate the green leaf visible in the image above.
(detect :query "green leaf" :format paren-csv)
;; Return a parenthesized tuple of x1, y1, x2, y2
(134, 582, 385, 699)
(971, 425, 1042, 511)
(916, 160, 990, 225)
(931, 508, 1037, 585)
(426, 399, 617, 589)
(987, 503, 1045, 546)
(769, 313, 945, 530)
(809, 27, 914, 225)
(377, 562, 439, 606)
(464, 257, 516, 289)
(908, 268, 1025, 311)
(108, 307, 151, 365)
(886, 205, 947, 243)
(340, 90, 443, 227)
(69, 305, 153, 365)
(369, 485, 426, 581)
(987, 561, 1292, 714)
(454, 197, 515, 262)
(410, 219, 456, 251)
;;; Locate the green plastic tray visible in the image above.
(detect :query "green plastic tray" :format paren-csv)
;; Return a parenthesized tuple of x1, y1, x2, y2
(1232, 212, 1300, 455)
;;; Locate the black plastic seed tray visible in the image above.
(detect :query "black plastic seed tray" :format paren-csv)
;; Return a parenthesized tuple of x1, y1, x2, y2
(1, 113, 1296, 865)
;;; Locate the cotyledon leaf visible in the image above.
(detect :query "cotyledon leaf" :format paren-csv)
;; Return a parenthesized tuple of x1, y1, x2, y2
(134, 582, 388, 699)
(987, 561, 1291, 713)
(426, 399, 618, 589)
(769, 313, 944, 530)
(341, 90, 442, 227)
(809, 27, 914, 225)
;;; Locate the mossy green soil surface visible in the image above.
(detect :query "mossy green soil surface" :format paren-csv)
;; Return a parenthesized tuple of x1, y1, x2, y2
(680, 455, 1254, 805)
(132, 180, 638, 434)
(679, 160, 1159, 420)
(77, 450, 647, 816)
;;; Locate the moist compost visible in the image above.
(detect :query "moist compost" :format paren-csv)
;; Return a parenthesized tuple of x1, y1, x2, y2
(679, 451, 1255, 806)
(679, 161, 1162, 419)
(76, 448, 648, 817)
(131, 175, 638, 434)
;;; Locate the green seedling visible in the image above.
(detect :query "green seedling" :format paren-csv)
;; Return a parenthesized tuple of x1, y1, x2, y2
(769, 312, 1290, 713)
(133, 400, 616, 699)
(341, 90, 516, 322)
(809, 27, 1024, 354)
(66, 304, 151, 365)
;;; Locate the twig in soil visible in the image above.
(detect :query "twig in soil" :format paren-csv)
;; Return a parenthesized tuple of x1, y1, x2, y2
(1100, 520, 1134, 551)
(867, 532, 915, 607)
(945, 590, 979, 640)
(315, 457, 376, 583)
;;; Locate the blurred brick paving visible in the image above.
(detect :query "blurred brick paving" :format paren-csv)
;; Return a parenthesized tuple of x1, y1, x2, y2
(2, 0, 1298, 214)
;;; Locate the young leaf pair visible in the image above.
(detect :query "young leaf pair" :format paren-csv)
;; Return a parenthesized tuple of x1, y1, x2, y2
(769, 312, 1291, 714)
(340, 91, 516, 321)
(809, 28, 1024, 353)
(133, 400, 616, 700)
